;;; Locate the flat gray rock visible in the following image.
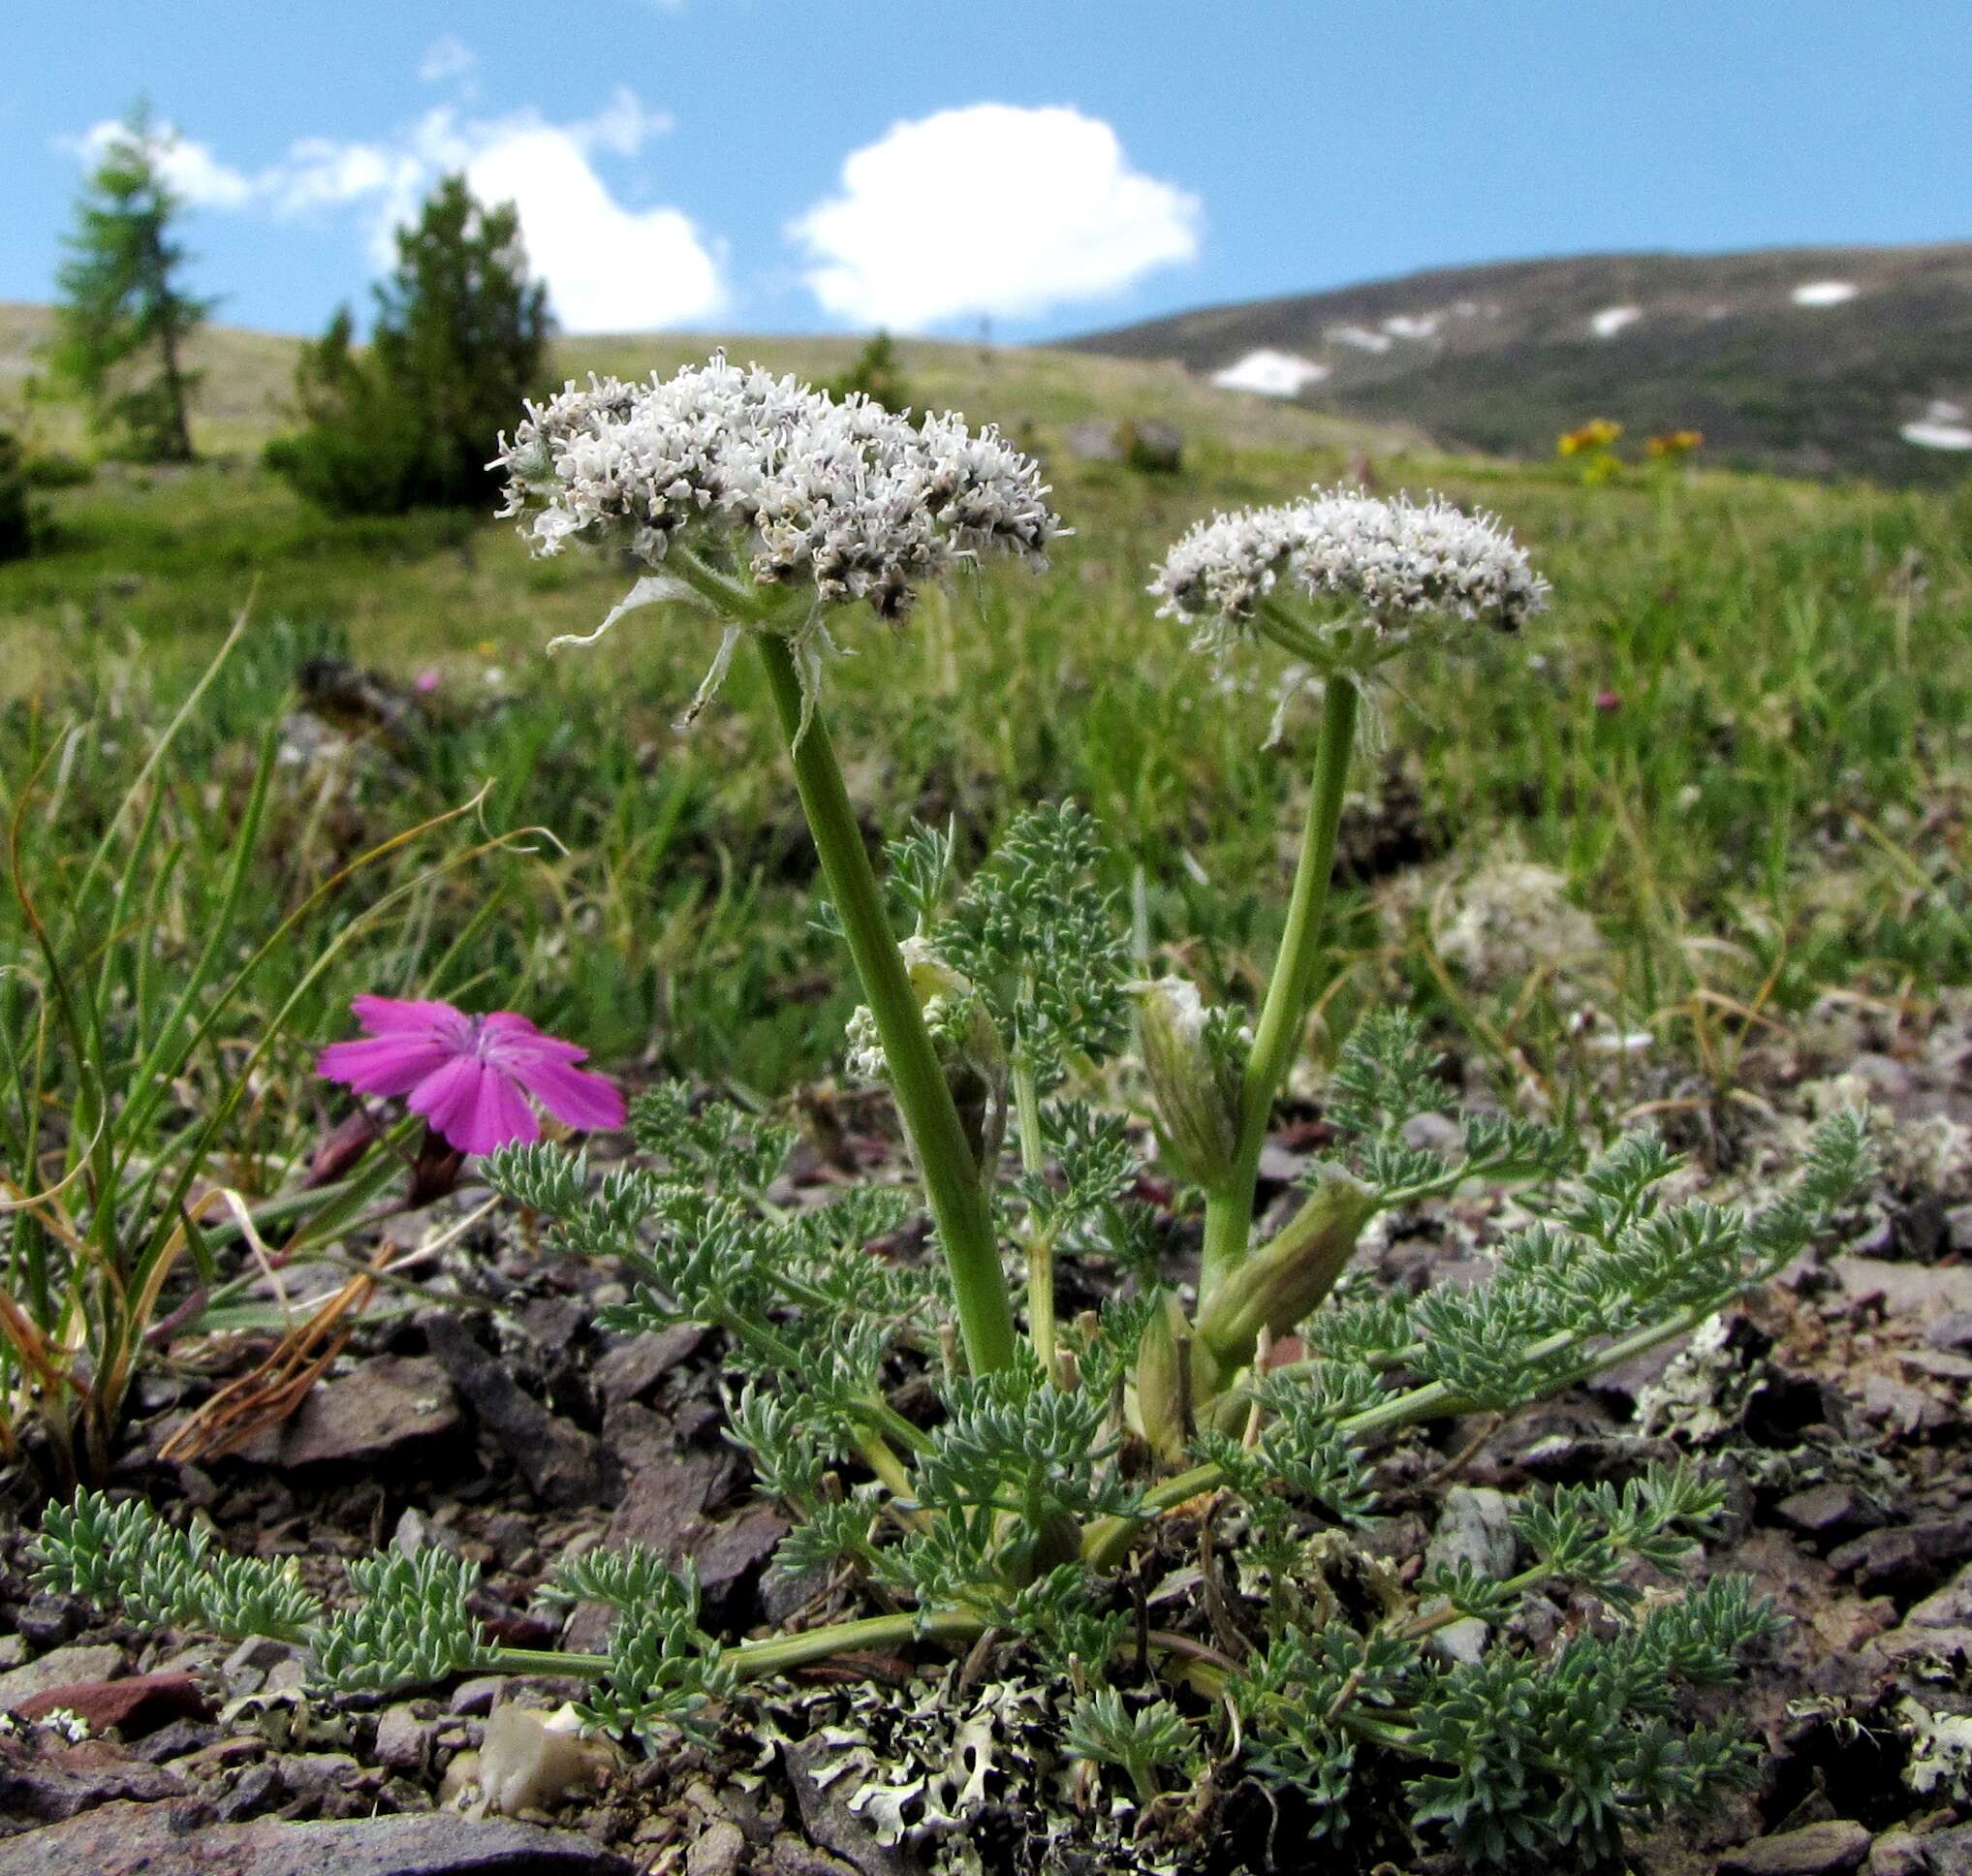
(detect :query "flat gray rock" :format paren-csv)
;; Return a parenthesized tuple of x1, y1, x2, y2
(282, 1355, 462, 1469)
(0, 1802, 637, 1876)
(1717, 1819, 1871, 1876)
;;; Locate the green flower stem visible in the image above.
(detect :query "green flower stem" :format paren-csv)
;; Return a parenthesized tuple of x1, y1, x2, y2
(852, 1429, 920, 1504)
(1082, 1281, 1765, 1572)
(753, 631, 1017, 1377)
(1198, 672, 1361, 1315)
(482, 1608, 986, 1688)
(1012, 1058, 1056, 1371)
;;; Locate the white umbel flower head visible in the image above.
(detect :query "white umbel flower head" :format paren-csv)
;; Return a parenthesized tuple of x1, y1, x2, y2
(1150, 485, 1548, 666)
(493, 355, 1058, 625)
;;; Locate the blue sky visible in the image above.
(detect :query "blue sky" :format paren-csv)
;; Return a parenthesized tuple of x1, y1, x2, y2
(3, 2, 1965, 341)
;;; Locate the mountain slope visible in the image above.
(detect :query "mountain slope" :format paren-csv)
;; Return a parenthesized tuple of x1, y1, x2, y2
(1069, 244, 1972, 485)
(0, 305, 1407, 462)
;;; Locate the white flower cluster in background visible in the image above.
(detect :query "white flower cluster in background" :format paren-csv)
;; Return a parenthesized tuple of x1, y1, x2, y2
(1150, 485, 1549, 661)
(494, 355, 1057, 622)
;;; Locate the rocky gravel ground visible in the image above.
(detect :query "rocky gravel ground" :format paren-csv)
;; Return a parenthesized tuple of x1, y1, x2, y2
(2, 997, 1971, 1874)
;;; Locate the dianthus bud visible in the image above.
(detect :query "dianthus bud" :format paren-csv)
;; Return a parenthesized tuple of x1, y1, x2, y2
(1133, 977, 1245, 1189)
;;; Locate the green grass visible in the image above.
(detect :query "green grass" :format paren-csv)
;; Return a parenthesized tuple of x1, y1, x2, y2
(2, 340, 1969, 1129)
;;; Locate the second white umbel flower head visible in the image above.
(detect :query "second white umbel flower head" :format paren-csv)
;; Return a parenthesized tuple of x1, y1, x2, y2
(1150, 485, 1548, 670)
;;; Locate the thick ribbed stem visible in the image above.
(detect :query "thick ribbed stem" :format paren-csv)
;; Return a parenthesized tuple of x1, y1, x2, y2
(1198, 674, 1360, 1313)
(754, 634, 1017, 1376)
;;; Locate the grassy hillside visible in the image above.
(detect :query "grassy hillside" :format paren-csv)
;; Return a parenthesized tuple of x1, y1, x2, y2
(1069, 243, 1972, 486)
(0, 305, 1410, 460)
(2, 317, 1967, 1102)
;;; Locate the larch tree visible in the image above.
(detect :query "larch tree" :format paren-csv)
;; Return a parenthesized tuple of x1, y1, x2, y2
(266, 173, 551, 514)
(50, 105, 213, 462)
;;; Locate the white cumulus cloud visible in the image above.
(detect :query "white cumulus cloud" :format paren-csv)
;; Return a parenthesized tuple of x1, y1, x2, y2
(790, 104, 1201, 330)
(63, 118, 257, 208)
(419, 35, 478, 86)
(59, 89, 722, 334)
(462, 125, 721, 332)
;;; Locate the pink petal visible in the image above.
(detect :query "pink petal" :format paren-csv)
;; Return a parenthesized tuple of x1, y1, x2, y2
(513, 1057, 626, 1134)
(481, 1015, 588, 1066)
(410, 1058, 540, 1155)
(318, 1033, 461, 1098)
(351, 994, 472, 1043)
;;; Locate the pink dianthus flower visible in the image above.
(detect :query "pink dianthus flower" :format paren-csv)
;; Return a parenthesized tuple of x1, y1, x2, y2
(318, 994, 624, 1155)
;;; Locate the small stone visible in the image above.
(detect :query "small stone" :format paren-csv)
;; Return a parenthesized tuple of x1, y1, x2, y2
(282, 1355, 462, 1470)
(1864, 1830, 1926, 1876)
(0, 1643, 125, 1711)
(423, 1313, 607, 1509)
(1830, 1517, 1972, 1597)
(1921, 1823, 1972, 1876)
(1718, 1819, 1871, 1876)
(602, 1398, 676, 1479)
(1421, 1487, 1515, 1666)
(772, 1836, 861, 1876)
(392, 1506, 461, 1559)
(0, 1737, 185, 1824)
(450, 1675, 504, 1717)
(132, 1717, 220, 1764)
(1399, 1111, 1463, 1156)
(1900, 1347, 1972, 1381)
(1831, 1258, 1972, 1315)
(0, 1801, 641, 1874)
(1924, 1310, 1972, 1353)
(1873, 1623, 1972, 1667)
(1848, 1053, 1914, 1103)
(222, 1636, 296, 1697)
(1775, 1483, 1885, 1540)
(374, 1702, 440, 1772)
(14, 1670, 210, 1736)
(1906, 1562, 1972, 1629)
(214, 1760, 287, 1823)
(689, 1819, 749, 1876)
(277, 1750, 363, 1801)
(13, 1596, 75, 1648)
(1859, 1372, 1949, 1436)
(0, 1633, 28, 1671)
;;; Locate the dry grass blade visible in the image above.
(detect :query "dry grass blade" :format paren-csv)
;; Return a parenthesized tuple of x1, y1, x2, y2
(160, 1194, 499, 1461)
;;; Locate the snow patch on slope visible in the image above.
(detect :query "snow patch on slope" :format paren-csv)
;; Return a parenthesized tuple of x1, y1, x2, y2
(1901, 419, 1972, 451)
(1210, 348, 1330, 396)
(1329, 325, 1393, 354)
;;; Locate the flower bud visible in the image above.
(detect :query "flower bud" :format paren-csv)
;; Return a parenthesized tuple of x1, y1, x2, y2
(1133, 1290, 1194, 1471)
(1194, 1168, 1378, 1395)
(1133, 977, 1244, 1189)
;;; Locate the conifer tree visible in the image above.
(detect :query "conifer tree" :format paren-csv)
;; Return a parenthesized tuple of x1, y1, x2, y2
(267, 174, 550, 514)
(50, 105, 211, 462)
